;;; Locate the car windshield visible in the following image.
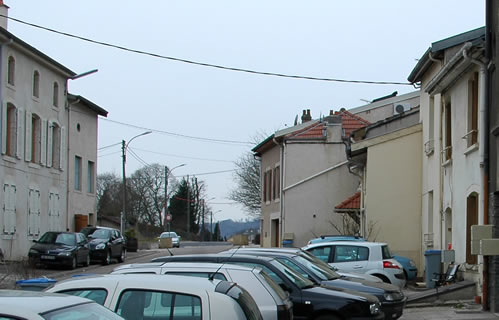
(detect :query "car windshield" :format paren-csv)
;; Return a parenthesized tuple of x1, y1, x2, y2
(90, 229, 112, 239)
(293, 255, 340, 281)
(80, 227, 97, 237)
(38, 232, 75, 246)
(269, 259, 315, 289)
(160, 232, 177, 238)
(42, 301, 123, 320)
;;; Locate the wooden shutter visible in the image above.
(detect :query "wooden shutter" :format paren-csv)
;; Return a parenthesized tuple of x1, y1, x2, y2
(40, 119, 47, 166)
(25, 111, 32, 161)
(59, 126, 65, 170)
(16, 108, 23, 159)
(1, 103, 7, 154)
(47, 121, 53, 168)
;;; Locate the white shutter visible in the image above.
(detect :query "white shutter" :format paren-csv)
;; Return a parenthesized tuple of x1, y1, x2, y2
(40, 119, 47, 166)
(47, 122, 53, 168)
(59, 126, 65, 170)
(1, 103, 7, 154)
(5, 185, 16, 234)
(28, 189, 33, 235)
(35, 190, 41, 235)
(25, 111, 32, 162)
(16, 108, 23, 159)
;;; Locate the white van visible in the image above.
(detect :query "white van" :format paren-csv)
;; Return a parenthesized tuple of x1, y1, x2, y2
(46, 273, 263, 320)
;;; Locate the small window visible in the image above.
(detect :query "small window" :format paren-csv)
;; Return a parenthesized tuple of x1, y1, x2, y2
(58, 289, 108, 306)
(273, 166, 280, 200)
(334, 245, 369, 262)
(87, 161, 95, 193)
(5, 103, 17, 157)
(33, 71, 40, 97)
(51, 123, 61, 168)
(467, 72, 479, 147)
(308, 246, 332, 263)
(7, 56, 15, 86)
(31, 114, 41, 163)
(53, 82, 59, 107)
(75, 156, 82, 191)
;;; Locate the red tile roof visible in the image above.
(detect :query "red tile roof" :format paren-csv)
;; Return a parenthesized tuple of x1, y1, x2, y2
(335, 192, 361, 210)
(335, 110, 370, 138)
(286, 121, 325, 140)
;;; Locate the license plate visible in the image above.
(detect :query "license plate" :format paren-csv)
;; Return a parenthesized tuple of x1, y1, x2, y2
(41, 255, 55, 260)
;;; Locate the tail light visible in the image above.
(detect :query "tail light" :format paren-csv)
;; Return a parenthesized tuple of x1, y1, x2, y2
(383, 260, 400, 269)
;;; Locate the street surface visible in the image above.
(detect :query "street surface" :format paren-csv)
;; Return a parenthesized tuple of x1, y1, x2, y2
(1, 242, 498, 320)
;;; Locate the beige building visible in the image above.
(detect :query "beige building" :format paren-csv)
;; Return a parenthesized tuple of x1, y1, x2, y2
(349, 109, 423, 272)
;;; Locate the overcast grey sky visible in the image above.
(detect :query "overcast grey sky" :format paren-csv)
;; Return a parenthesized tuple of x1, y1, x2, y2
(7, 1, 485, 222)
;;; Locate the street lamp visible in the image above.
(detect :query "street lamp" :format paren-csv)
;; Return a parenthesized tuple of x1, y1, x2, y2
(121, 131, 152, 234)
(164, 163, 186, 231)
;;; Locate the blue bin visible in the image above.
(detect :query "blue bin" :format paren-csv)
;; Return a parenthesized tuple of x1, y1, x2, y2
(424, 250, 441, 288)
(282, 239, 293, 248)
(16, 277, 56, 291)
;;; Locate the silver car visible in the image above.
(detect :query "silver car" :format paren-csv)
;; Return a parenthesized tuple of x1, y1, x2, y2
(158, 231, 181, 248)
(112, 262, 293, 320)
(0, 289, 123, 320)
(46, 273, 263, 320)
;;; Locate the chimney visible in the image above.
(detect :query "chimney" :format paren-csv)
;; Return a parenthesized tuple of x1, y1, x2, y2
(0, 1, 9, 30)
(301, 109, 312, 123)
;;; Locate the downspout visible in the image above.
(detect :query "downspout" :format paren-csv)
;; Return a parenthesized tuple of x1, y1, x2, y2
(273, 137, 284, 247)
(67, 96, 80, 231)
(463, 45, 489, 309)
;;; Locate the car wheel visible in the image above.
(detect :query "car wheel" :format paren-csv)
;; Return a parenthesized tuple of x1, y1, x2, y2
(102, 250, 111, 265)
(314, 314, 340, 320)
(83, 253, 90, 267)
(374, 274, 390, 283)
(70, 256, 77, 270)
(118, 249, 126, 263)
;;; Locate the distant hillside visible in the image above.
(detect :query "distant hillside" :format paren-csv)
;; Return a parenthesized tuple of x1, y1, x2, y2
(218, 219, 260, 238)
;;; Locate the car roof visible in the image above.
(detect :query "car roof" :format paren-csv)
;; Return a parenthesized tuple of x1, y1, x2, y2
(0, 290, 94, 314)
(152, 253, 276, 263)
(304, 241, 387, 248)
(49, 273, 224, 293)
(115, 262, 260, 273)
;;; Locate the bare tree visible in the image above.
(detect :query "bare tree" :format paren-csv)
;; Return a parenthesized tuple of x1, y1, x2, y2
(229, 152, 261, 218)
(129, 164, 165, 227)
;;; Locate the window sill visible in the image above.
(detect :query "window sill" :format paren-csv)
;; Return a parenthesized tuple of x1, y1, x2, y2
(51, 105, 59, 111)
(464, 144, 479, 156)
(265, 201, 271, 205)
(2, 155, 17, 163)
(49, 167, 62, 174)
(32, 96, 40, 103)
(2, 233, 16, 240)
(28, 162, 41, 169)
(6, 83, 15, 91)
(274, 198, 280, 203)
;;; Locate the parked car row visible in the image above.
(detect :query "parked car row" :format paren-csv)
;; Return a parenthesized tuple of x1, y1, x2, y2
(28, 226, 126, 269)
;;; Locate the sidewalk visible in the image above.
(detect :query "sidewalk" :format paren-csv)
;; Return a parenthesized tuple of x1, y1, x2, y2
(402, 304, 499, 320)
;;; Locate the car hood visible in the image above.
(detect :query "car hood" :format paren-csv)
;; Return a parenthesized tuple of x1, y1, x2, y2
(31, 243, 75, 253)
(89, 238, 108, 246)
(303, 284, 379, 304)
(321, 278, 400, 296)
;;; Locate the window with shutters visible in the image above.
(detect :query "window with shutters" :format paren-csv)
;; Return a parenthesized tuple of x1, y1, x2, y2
(48, 192, 60, 231)
(273, 165, 280, 201)
(442, 95, 452, 163)
(3, 184, 16, 234)
(53, 82, 59, 107)
(28, 188, 41, 236)
(7, 56, 15, 86)
(33, 71, 40, 98)
(466, 193, 479, 264)
(466, 72, 479, 148)
(51, 123, 61, 168)
(3, 103, 17, 157)
(31, 114, 41, 164)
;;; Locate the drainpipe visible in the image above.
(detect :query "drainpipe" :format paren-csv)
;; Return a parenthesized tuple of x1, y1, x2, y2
(463, 46, 490, 309)
(67, 96, 80, 231)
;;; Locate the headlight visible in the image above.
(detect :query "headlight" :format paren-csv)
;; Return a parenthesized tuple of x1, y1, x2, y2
(96, 243, 106, 250)
(58, 251, 72, 256)
(384, 292, 403, 301)
(369, 302, 381, 315)
(29, 249, 38, 254)
(409, 260, 416, 267)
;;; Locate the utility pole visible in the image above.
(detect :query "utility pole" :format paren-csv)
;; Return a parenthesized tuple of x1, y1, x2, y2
(121, 140, 126, 235)
(186, 175, 190, 233)
(164, 166, 169, 232)
(201, 199, 205, 241)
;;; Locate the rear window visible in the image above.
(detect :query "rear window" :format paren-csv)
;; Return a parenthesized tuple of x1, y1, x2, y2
(57, 288, 108, 305)
(334, 245, 369, 262)
(259, 270, 288, 301)
(382, 245, 393, 259)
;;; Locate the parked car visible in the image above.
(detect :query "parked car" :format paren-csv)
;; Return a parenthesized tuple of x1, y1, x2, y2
(307, 236, 418, 281)
(46, 273, 263, 320)
(87, 226, 126, 265)
(224, 248, 406, 320)
(158, 231, 181, 248)
(112, 262, 293, 320)
(28, 231, 90, 269)
(151, 253, 384, 320)
(0, 289, 123, 320)
(303, 241, 406, 288)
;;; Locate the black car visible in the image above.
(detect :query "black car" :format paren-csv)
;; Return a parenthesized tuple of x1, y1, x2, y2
(152, 254, 384, 320)
(28, 231, 90, 269)
(87, 227, 126, 265)
(224, 248, 407, 320)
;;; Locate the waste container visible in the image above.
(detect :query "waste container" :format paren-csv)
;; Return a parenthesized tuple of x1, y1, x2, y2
(16, 277, 56, 291)
(282, 239, 293, 247)
(424, 249, 441, 288)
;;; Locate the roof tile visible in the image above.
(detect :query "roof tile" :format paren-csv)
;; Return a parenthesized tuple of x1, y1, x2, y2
(335, 192, 361, 210)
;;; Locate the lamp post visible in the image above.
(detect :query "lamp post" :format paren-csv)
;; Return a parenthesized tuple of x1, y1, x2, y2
(164, 163, 186, 231)
(121, 131, 152, 234)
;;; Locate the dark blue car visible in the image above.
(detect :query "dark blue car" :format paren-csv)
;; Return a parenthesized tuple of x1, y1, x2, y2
(307, 235, 418, 281)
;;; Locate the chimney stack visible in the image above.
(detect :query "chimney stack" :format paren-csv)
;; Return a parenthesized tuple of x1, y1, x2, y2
(0, 1, 9, 30)
(301, 109, 312, 123)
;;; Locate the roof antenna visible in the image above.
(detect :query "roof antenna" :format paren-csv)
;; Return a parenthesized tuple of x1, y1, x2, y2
(166, 246, 174, 256)
(208, 245, 241, 281)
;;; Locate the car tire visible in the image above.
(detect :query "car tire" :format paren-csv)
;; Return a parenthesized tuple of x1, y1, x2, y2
(314, 314, 340, 320)
(374, 274, 390, 283)
(70, 256, 77, 270)
(102, 250, 111, 265)
(118, 249, 126, 263)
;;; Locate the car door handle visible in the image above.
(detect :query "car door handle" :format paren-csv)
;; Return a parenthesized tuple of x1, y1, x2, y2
(353, 265, 363, 269)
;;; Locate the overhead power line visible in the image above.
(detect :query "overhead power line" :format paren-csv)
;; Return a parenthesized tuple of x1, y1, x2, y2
(5, 14, 412, 86)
